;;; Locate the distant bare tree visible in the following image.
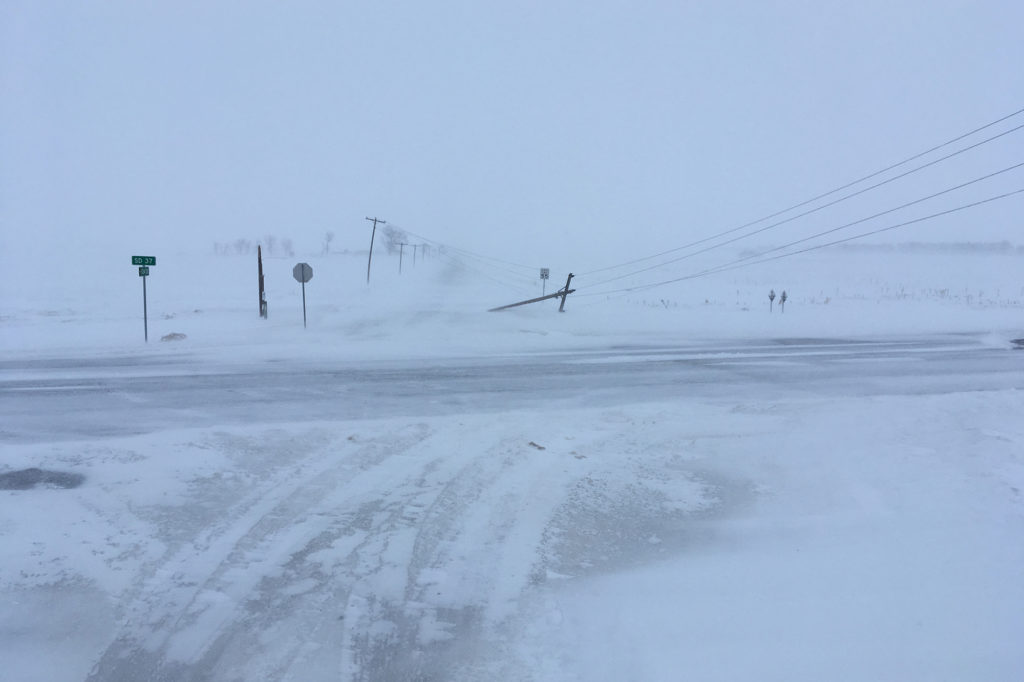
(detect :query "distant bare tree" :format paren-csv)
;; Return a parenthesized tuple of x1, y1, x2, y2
(382, 225, 408, 254)
(322, 231, 335, 255)
(215, 236, 295, 256)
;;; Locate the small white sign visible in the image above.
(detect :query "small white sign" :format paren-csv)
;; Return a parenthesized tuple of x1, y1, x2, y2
(540, 268, 550, 280)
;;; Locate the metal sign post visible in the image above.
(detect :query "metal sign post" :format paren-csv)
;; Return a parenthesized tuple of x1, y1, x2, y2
(132, 256, 156, 342)
(540, 268, 550, 296)
(141, 269, 148, 342)
(292, 262, 314, 328)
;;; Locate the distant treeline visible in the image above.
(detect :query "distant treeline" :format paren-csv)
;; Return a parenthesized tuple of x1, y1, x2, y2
(213, 237, 295, 257)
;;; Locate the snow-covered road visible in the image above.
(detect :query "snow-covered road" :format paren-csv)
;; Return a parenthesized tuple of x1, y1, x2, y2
(2, 335, 1017, 444)
(2, 335, 1023, 680)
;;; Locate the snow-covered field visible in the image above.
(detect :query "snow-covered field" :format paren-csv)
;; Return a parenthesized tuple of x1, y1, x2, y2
(2, 246, 1023, 681)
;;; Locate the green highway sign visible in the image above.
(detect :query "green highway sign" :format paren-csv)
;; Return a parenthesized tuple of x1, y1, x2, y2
(132, 256, 156, 266)
(138, 266, 150, 276)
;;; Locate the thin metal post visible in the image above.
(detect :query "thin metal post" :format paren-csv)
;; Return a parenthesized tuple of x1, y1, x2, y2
(302, 280, 307, 328)
(143, 275, 148, 342)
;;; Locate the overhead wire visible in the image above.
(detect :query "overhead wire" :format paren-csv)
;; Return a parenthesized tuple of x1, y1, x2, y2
(432, 248, 531, 292)
(397, 226, 541, 272)
(711, 161, 1024, 268)
(370, 108, 1024, 304)
(578, 121, 1024, 287)
(577, 159, 1024, 291)
(575, 187, 1024, 298)
(425, 245, 537, 284)
(386, 223, 543, 289)
(578, 107, 1024, 277)
(723, 188, 1024, 273)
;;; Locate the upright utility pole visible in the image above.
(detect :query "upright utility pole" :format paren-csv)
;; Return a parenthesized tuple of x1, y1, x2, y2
(413, 244, 418, 267)
(365, 216, 385, 284)
(257, 245, 267, 318)
(398, 242, 408, 273)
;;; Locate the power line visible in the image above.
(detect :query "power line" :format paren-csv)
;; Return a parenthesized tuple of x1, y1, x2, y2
(397, 226, 541, 271)
(729, 188, 1024, 271)
(720, 161, 1024, 267)
(718, 107, 1024, 233)
(579, 107, 1024, 277)
(436, 247, 540, 283)
(382, 222, 541, 289)
(408, 239, 539, 284)
(579, 159, 1024, 290)
(575, 187, 1024, 298)
(433, 248, 532, 292)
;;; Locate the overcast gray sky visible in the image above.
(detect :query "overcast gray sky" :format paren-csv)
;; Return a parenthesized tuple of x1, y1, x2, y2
(2, 0, 1022, 282)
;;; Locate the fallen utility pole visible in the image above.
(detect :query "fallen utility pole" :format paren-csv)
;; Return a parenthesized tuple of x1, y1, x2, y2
(489, 273, 575, 312)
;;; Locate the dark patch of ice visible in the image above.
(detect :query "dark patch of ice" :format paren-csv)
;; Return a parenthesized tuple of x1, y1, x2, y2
(774, 337, 866, 346)
(0, 468, 85, 490)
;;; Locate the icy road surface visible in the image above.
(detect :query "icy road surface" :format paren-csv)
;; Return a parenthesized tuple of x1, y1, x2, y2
(2, 335, 1018, 444)
(2, 335, 1023, 681)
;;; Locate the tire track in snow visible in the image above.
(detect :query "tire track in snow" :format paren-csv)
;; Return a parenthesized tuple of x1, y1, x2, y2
(87, 409, 730, 681)
(337, 431, 587, 682)
(86, 423, 432, 682)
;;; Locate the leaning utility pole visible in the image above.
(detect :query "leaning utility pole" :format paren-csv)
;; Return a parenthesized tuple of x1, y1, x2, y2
(365, 216, 385, 284)
(558, 273, 574, 312)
